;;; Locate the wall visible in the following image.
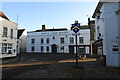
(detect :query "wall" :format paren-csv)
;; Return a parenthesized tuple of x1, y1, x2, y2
(118, 13, 120, 66)
(0, 18, 18, 58)
(104, 3, 119, 67)
(26, 29, 90, 54)
(94, 2, 120, 67)
(19, 30, 27, 53)
(26, 31, 69, 53)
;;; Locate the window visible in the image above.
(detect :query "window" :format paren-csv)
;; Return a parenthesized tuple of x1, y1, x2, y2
(69, 37, 74, 44)
(3, 27, 7, 37)
(78, 47, 85, 54)
(60, 46, 64, 51)
(31, 38, 35, 44)
(46, 38, 49, 44)
(31, 46, 35, 51)
(10, 29, 13, 38)
(60, 37, 64, 44)
(97, 26, 100, 38)
(41, 38, 44, 44)
(46, 46, 49, 52)
(2, 43, 7, 53)
(79, 37, 84, 44)
(2, 43, 12, 53)
(41, 46, 44, 52)
(8, 44, 12, 49)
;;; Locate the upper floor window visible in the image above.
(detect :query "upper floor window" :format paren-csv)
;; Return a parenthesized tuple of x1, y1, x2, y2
(10, 29, 13, 38)
(3, 27, 7, 37)
(31, 38, 35, 44)
(41, 38, 44, 44)
(79, 37, 84, 44)
(60, 37, 64, 44)
(69, 37, 74, 44)
(46, 38, 49, 44)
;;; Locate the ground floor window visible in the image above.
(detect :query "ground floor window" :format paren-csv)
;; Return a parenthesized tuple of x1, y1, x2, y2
(97, 46, 103, 55)
(46, 46, 49, 52)
(60, 46, 64, 52)
(41, 46, 44, 52)
(78, 47, 85, 54)
(31, 46, 35, 52)
(2, 43, 12, 54)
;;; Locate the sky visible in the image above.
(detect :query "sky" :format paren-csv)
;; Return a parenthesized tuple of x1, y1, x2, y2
(2, 2, 99, 31)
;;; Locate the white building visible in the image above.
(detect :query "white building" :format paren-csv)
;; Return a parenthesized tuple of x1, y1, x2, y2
(0, 11, 18, 58)
(17, 29, 27, 53)
(26, 24, 90, 55)
(92, 1, 120, 67)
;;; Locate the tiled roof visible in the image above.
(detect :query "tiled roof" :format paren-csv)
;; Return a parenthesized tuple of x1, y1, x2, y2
(0, 11, 9, 20)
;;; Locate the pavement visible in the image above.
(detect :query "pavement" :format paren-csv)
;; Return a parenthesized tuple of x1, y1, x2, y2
(1, 54, 120, 79)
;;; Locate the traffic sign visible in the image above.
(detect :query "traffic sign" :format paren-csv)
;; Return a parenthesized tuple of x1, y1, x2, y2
(71, 21, 80, 33)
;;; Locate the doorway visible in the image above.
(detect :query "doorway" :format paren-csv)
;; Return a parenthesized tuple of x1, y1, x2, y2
(69, 46, 74, 54)
(51, 44, 57, 54)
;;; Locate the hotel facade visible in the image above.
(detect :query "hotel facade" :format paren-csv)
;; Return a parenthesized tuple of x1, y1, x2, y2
(26, 24, 91, 55)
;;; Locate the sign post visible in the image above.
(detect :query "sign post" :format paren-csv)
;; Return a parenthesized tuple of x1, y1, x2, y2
(71, 21, 80, 68)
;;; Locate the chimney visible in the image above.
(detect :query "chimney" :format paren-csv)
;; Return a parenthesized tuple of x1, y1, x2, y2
(88, 18, 90, 29)
(42, 24, 46, 31)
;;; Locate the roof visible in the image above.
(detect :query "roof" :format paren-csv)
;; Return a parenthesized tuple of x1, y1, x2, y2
(17, 29, 25, 39)
(80, 25, 89, 29)
(90, 20, 95, 23)
(92, 2, 103, 18)
(0, 11, 9, 20)
(28, 28, 68, 33)
(94, 38, 103, 43)
(116, 10, 120, 14)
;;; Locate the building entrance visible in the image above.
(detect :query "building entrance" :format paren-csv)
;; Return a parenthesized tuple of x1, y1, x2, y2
(51, 44, 57, 54)
(69, 46, 74, 54)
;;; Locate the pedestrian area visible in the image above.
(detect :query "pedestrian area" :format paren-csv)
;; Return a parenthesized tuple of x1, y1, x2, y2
(1, 57, 120, 79)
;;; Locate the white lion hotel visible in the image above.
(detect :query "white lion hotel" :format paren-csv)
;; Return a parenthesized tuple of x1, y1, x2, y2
(26, 24, 91, 55)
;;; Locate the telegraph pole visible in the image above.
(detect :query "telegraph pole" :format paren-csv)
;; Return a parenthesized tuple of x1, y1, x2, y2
(17, 13, 21, 60)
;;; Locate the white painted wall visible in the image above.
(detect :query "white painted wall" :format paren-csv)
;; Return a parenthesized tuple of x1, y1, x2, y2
(0, 17, 18, 58)
(19, 30, 27, 53)
(26, 29, 90, 54)
(94, 2, 120, 67)
(26, 31, 69, 53)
